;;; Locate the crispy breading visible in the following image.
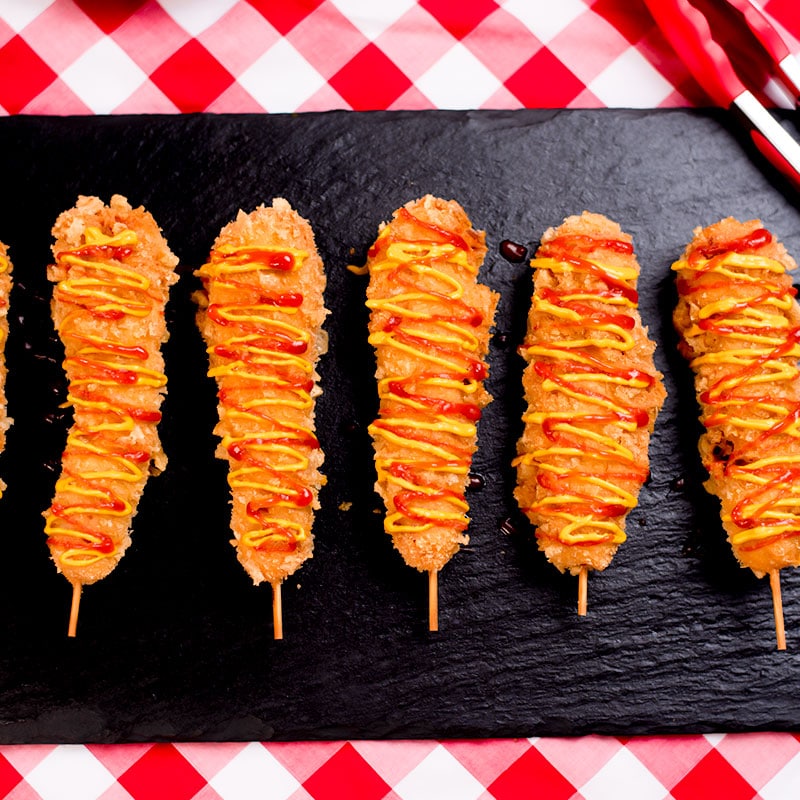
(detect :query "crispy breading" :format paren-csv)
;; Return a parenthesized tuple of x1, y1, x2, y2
(515, 212, 665, 574)
(44, 194, 178, 587)
(366, 195, 498, 572)
(0, 242, 12, 491)
(195, 198, 327, 586)
(673, 217, 800, 576)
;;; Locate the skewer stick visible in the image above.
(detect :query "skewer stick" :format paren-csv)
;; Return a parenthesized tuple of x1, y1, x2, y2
(429, 570, 439, 632)
(770, 569, 786, 651)
(577, 566, 588, 617)
(68, 582, 81, 638)
(272, 581, 283, 641)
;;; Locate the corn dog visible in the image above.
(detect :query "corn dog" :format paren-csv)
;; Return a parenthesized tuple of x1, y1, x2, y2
(44, 195, 179, 635)
(673, 217, 800, 648)
(365, 195, 498, 629)
(514, 212, 665, 613)
(195, 199, 328, 639)
(0, 242, 12, 495)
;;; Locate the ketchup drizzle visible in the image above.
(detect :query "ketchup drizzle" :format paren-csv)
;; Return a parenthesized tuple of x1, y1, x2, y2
(44, 232, 165, 566)
(517, 231, 658, 548)
(678, 227, 800, 550)
(368, 209, 489, 534)
(198, 246, 320, 553)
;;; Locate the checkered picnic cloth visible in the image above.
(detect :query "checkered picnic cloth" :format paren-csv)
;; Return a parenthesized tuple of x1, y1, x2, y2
(1, 0, 796, 116)
(2, 734, 800, 799)
(1, 1, 800, 798)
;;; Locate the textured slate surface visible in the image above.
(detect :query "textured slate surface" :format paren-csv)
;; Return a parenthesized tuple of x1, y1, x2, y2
(0, 109, 798, 743)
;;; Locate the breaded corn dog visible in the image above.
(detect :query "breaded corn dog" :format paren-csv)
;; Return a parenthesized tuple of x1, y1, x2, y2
(44, 195, 179, 635)
(365, 195, 498, 629)
(514, 212, 665, 613)
(195, 199, 327, 639)
(673, 218, 800, 648)
(0, 242, 12, 495)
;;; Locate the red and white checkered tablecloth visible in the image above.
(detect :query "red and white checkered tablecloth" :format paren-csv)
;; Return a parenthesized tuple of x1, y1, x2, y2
(2, 1, 800, 798)
(1, 0, 796, 115)
(1, 735, 800, 800)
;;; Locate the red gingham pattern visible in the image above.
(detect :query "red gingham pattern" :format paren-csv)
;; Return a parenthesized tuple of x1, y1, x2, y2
(1, 1, 800, 797)
(0, 0, 797, 116)
(2, 735, 800, 799)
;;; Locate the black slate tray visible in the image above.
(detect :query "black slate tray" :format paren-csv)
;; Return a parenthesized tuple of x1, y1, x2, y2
(0, 109, 799, 743)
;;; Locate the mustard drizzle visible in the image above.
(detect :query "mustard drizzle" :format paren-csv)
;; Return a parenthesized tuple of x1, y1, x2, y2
(673, 249, 800, 548)
(0, 252, 9, 502)
(45, 227, 163, 567)
(367, 229, 485, 535)
(515, 247, 653, 546)
(197, 245, 319, 552)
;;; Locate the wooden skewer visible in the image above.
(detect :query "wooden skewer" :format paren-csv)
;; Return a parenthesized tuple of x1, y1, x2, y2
(272, 581, 283, 641)
(68, 582, 81, 638)
(770, 569, 786, 651)
(577, 566, 588, 617)
(429, 570, 439, 632)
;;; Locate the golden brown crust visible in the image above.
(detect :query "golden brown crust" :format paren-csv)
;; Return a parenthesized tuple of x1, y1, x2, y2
(0, 242, 12, 468)
(515, 211, 665, 574)
(673, 217, 800, 576)
(44, 194, 178, 586)
(195, 198, 327, 586)
(366, 195, 498, 572)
